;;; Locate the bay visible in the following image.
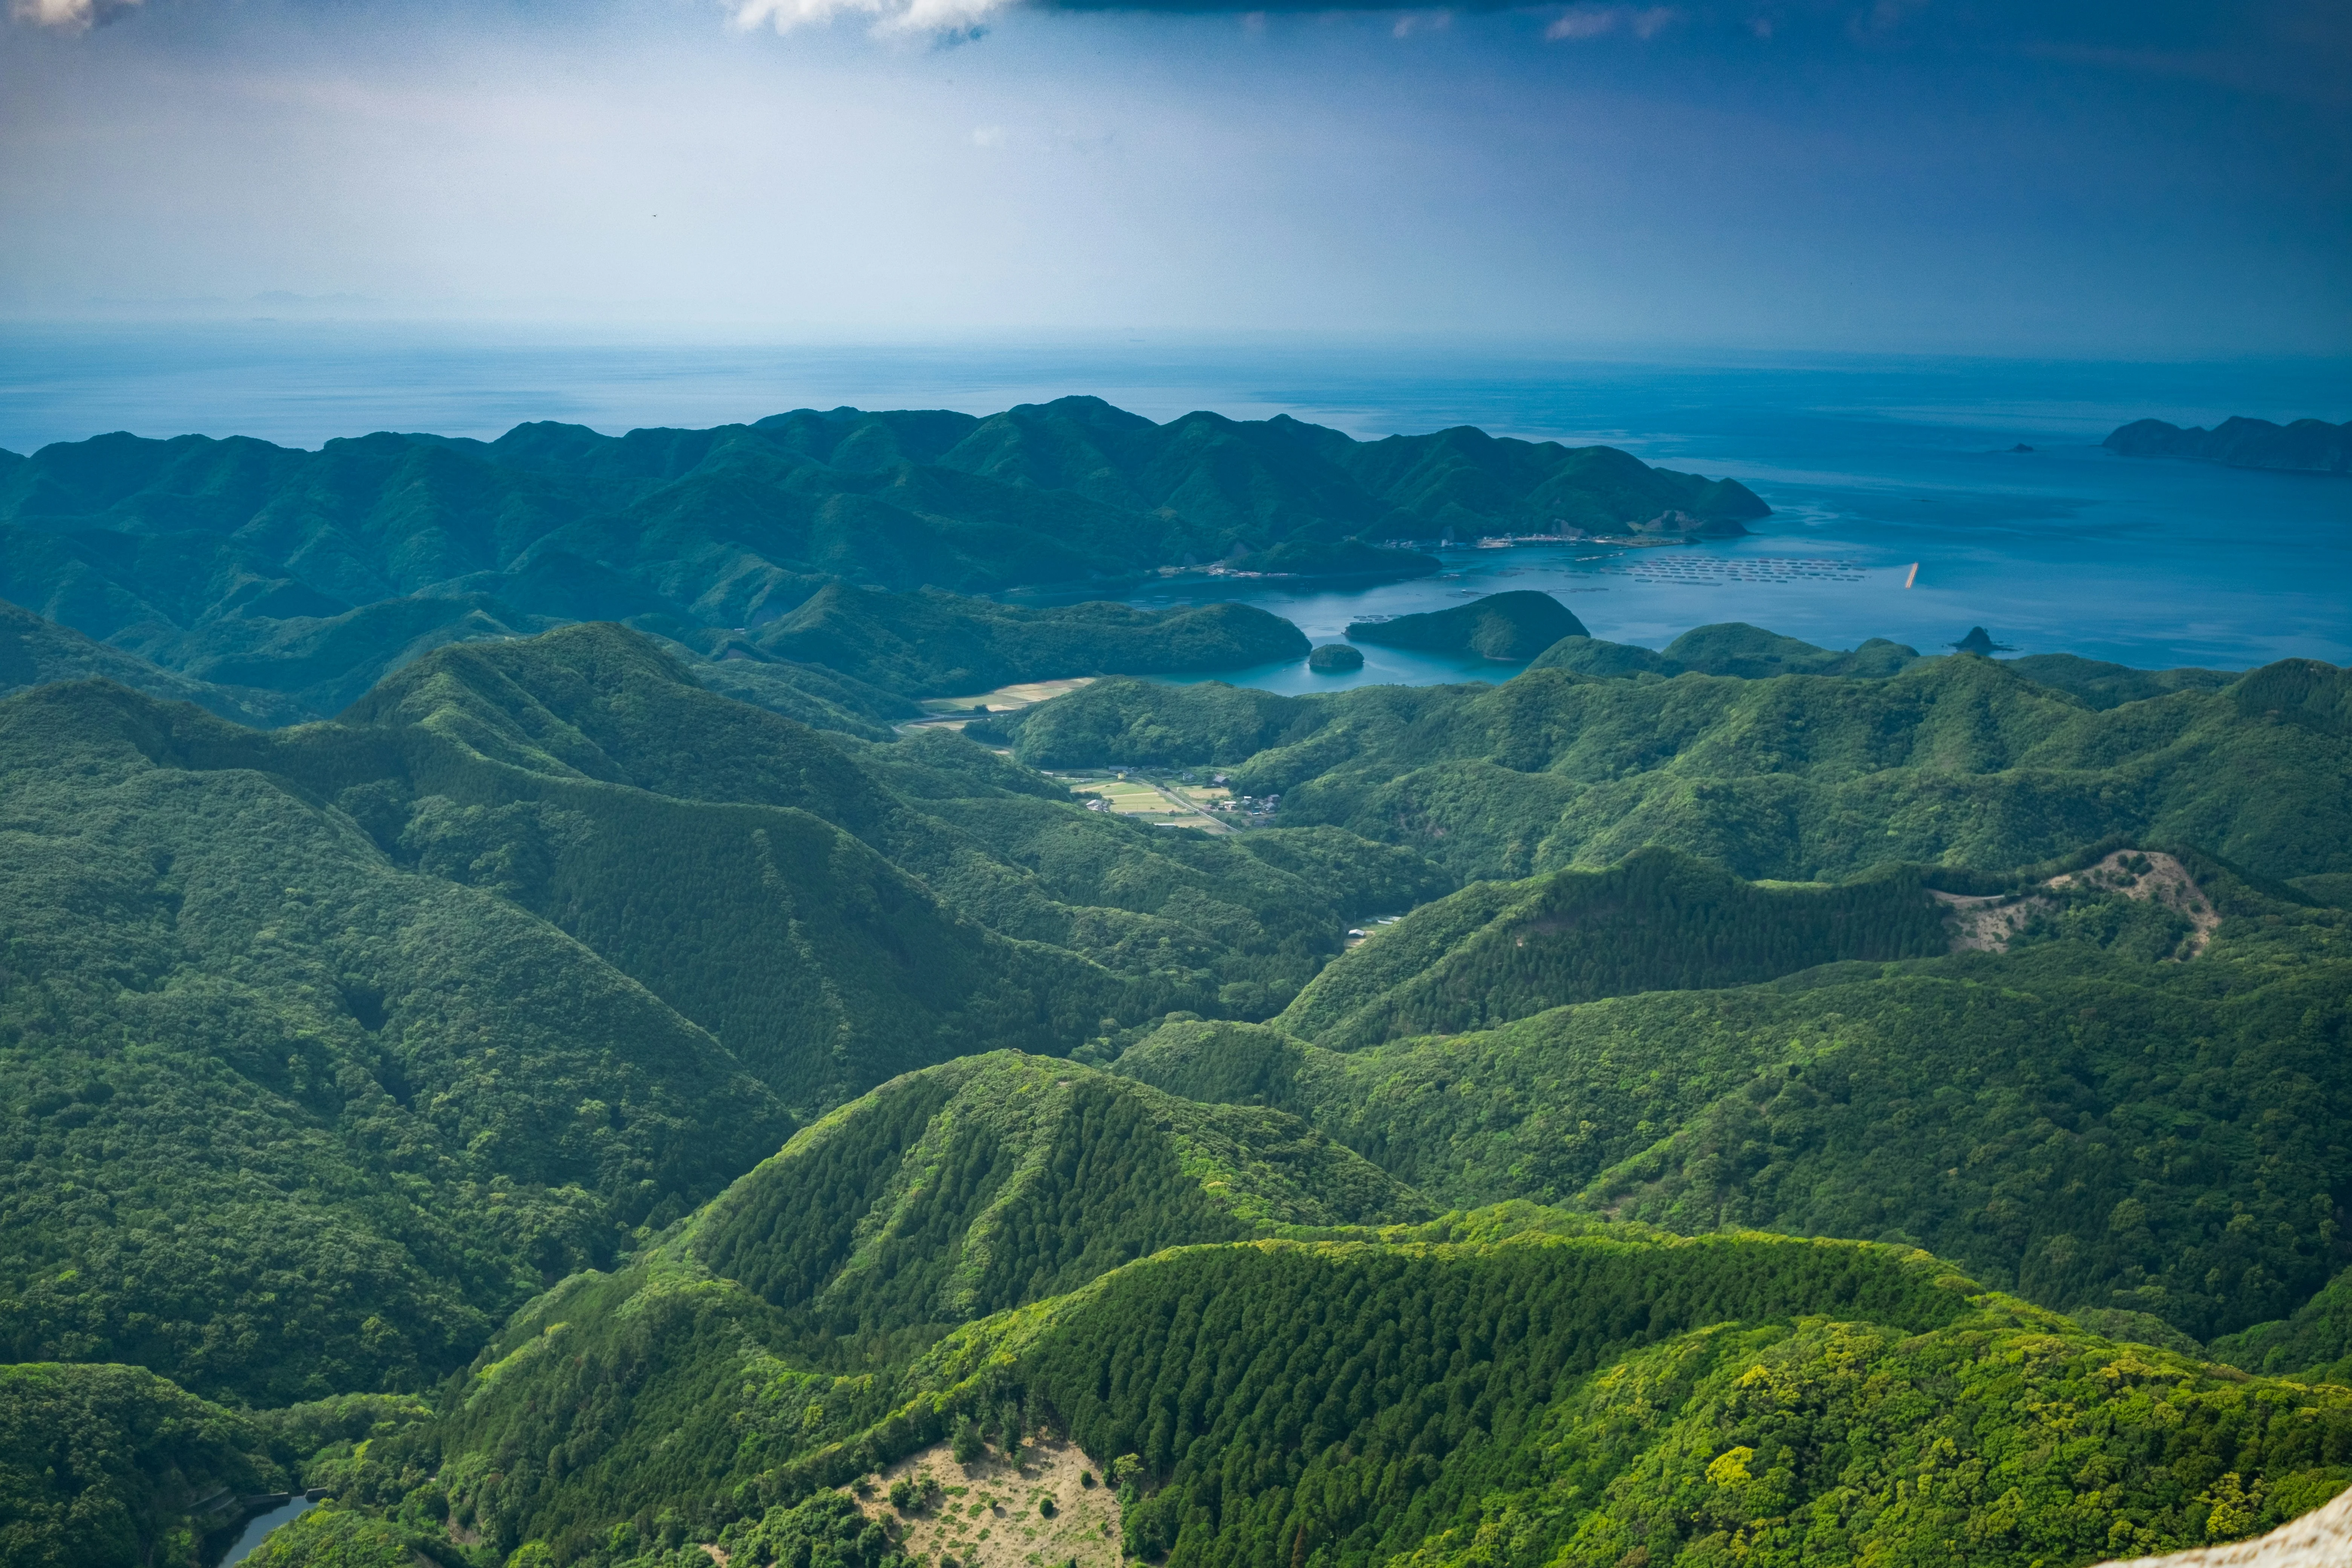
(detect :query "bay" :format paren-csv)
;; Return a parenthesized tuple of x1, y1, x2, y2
(1, 324, 2343, 676)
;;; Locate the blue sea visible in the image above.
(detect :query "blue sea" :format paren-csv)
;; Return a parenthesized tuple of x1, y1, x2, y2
(3, 324, 2345, 682)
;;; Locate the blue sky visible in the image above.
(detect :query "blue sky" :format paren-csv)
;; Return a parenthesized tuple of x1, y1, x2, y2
(2, 0, 2345, 354)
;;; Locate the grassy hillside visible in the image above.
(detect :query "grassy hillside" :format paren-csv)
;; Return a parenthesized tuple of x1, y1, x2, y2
(1004, 652, 2352, 883)
(1274, 847, 1951, 1049)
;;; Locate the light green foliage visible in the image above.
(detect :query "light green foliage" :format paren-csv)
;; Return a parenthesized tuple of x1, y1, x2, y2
(241, 1506, 457, 1568)
(354, 1054, 1418, 1555)
(1275, 848, 1950, 1048)
(1010, 652, 2352, 883)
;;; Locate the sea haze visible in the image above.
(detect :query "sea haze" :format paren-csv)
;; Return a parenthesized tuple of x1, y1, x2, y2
(2, 324, 2344, 676)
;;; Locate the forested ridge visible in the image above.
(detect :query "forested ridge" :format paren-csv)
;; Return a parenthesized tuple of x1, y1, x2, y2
(0, 568, 2348, 1568)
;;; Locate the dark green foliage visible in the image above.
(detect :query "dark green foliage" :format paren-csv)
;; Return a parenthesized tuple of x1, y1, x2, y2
(0, 1361, 279, 1568)
(1122, 902, 2352, 1345)
(695, 1054, 1427, 1346)
(1274, 848, 1952, 1048)
(1307, 644, 1364, 673)
(743, 583, 1308, 697)
(1010, 651, 2352, 883)
(1523, 626, 1922, 682)
(0, 401, 1756, 715)
(0, 678, 793, 1404)
(2212, 1265, 2352, 1384)
(2002, 652, 2237, 710)
(1346, 592, 1586, 662)
(2105, 414, 2352, 474)
(0, 621, 1454, 1413)
(1657, 622, 1922, 678)
(0, 596, 307, 725)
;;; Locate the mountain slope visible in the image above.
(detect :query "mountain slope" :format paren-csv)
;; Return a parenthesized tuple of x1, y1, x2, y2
(0, 401, 1766, 713)
(0, 678, 793, 1403)
(1004, 653, 2352, 882)
(350, 1207, 2351, 1568)
(1273, 847, 1951, 1049)
(1118, 875, 2352, 1346)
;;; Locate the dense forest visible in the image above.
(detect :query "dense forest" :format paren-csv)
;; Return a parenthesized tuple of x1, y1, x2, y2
(0, 401, 1764, 720)
(0, 525, 2348, 1568)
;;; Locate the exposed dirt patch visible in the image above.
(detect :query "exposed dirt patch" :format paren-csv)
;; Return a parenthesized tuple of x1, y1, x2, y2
(1934, 889, 2055, 952)
(1936, 849, 2218, 958)
(2049, 850, 2219, 956)
(847, 1434, 1122, 1568)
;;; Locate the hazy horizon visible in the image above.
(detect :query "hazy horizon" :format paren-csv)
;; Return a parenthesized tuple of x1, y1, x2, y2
(5, 0, 2347, 358)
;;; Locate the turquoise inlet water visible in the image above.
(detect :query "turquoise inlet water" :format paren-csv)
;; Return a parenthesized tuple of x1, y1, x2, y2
(2, 326, 2344, 677)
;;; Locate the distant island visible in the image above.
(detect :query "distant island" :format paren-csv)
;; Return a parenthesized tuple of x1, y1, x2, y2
(2105, 415, 2351, 475)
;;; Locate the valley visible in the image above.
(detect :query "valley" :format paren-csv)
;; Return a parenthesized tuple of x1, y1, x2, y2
(0, 411, 2347, 1568)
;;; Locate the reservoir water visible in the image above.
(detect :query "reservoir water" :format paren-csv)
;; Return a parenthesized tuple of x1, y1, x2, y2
(3, 326, 2344, 677)
(216, 1495, 318, 1565)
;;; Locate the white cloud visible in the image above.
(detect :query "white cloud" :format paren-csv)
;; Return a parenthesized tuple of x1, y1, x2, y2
(11, 0, 141, 30)
(728, 0, 1010, 38)
(970, 124, 1006, 146)
(1545, 5, 1679, 42)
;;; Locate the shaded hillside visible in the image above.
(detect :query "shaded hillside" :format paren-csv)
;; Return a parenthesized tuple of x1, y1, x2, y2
(1003, 652, 2352, 882)
(0, 678, 795, 1403)
(1274, 847, 1951, 1049)
(0, 401, 1764, 713)
(747, 582, 1307, 695)
(2106, 416, 2352, 475)
(0, 625, 1450, 1401)
(1118, 874, 2352, 1345)
(1524, 622, 1922, 680)
(0, 596, 309, 726)
(1346, 590, 1586, 662)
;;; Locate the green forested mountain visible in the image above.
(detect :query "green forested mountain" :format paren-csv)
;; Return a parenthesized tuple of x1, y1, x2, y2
(1527, 622, 1925, 681)
(345, 1054, 1421, 1555)
(1345, 591, 1590, 663)
(284, 1208, 2352, 1568)
(0, 401, 1763, 716)
(0, 597, 308, 726)
(3, 515, 2350, 1568)
(1004, 651, 2352, 882)
(0, 624, 1441, 1416)
(1274, 847, 1951, 1048)
(742, 582, 1308, 695)
(1115, 864, 2352, 1345)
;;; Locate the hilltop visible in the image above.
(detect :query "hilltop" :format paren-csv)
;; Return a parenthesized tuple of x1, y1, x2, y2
(0, 400, 1765, 718)
(2106, 416, 2352, 475)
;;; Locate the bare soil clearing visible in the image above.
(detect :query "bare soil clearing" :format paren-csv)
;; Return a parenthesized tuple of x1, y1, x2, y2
(847, 1433, 1123, 1568)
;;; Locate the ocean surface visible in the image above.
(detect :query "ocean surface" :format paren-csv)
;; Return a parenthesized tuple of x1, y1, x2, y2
(2, 324, 2345, 679)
